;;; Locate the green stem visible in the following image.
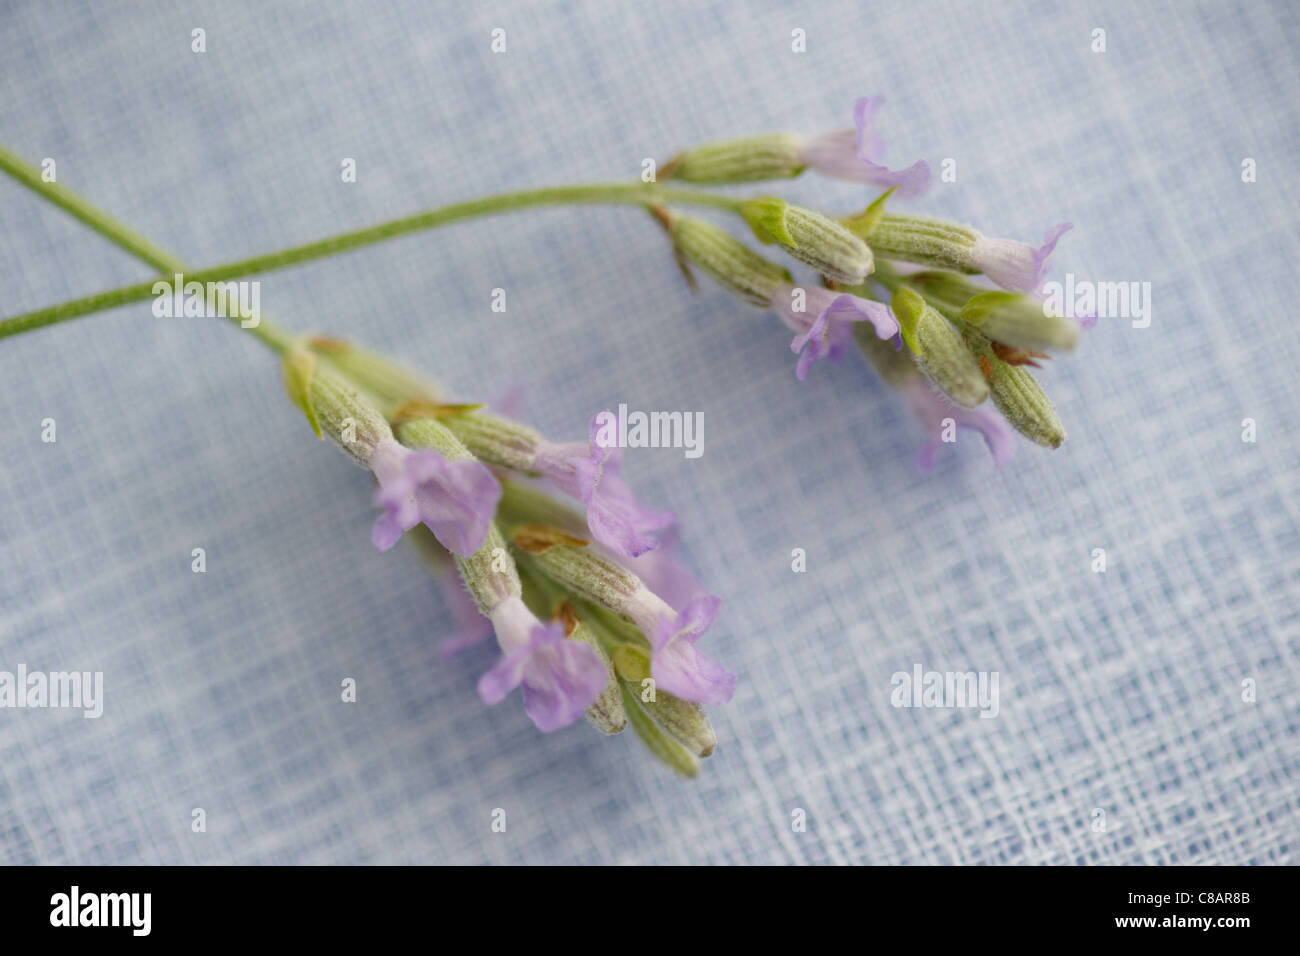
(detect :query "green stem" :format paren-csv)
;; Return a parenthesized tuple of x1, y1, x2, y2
(0, 151, 742, 345)
(0, 144, 297, 353)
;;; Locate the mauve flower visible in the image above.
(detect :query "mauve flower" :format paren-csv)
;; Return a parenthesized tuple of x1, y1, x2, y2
(772, 284, 899, 380)
(971, 223, 1072, 293)
(476, 595, 608, 731)
(905, 379, 1015, 470)
(798, 96, 930, 197)
(650, 596, 736, 706)
(622, 588, 735, 705)
(531, 415, 675, 558)
(368, 437, 501, 556)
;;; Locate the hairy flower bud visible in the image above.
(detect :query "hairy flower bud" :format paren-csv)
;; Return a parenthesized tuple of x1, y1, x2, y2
(521, 531, 643, 612)
(669, 214, 791, 306)
(621, 683, 700, 777)
(641, 690, 716, 756)
(284, 347, 393, 463)
(665, 133, 807, 184)
(742, 197, 874, 284)
(960, 291, 1080, 353)
(891, 288, 988, 408)
(868, 215, 1070, 293)
(963, 332, 1067, 448)
(308, 335, 442, 412)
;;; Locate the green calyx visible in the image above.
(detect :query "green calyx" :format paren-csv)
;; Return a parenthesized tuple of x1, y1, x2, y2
(868, 213, 980, 272)
(741, 197, 874, 284)
(666, 134, 806, 185)
(962, 332, 1067, 449)
(891, 287, 988, 408)
(670, 214, 791, 307)
(960, 291, 1081, 353)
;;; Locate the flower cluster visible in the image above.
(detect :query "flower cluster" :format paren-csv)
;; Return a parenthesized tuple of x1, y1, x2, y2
(285, 340, 731, 776)
(662, 96, 1085, 469)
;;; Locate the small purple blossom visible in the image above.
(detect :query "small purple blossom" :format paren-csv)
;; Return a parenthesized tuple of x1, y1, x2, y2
(531, 415, 675, 559)
(798, 96, 930, 197)
(905, 379, 1015, 470)
(772, 284, 900, 380)
(477, 595, 607, 732)
(368, 438, 501, 556)
(649, 595, 736, 706)
(971, 223, 1072, 293)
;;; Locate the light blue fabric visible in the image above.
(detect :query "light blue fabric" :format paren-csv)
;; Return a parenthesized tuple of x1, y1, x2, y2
(1, 0, 1296, 865)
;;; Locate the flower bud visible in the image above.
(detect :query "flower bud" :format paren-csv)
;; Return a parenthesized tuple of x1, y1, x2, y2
(963, 332, 1067, 448)
(665, 134, 806, 184)
(555, 602, 626, 735)
(396, 415, 478, 464)
(891, 288, 988, 408)
(308, 335, 442, 412)
(454, 523, 522, 615)
(867, 215, 1071, 293)
(865, 213, 981, 273)
(441, 409, 544, 472)
(283, 347, 393, 464)
(742, 197, 874, 284)
(516, 529, 642, 612)
(669, 214, 791, 307)
(621, 682, 700, 778)
(960, 291, 1080, 353)
(853, 321, 922, 388)
(641, 690, 716, 757)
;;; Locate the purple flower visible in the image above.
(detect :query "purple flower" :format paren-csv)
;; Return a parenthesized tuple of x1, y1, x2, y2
(798, 96, 930, 197)
(971, 223, 1072, 293)
(772, 284, 900, 380)
(368, 438, 501, 556)
(617, 527, 702, 613)
(904, 379, 1015, 470)
(477, 595, 608, 731)
(648, 595, 736, 706)
(531, 415, 675, 559)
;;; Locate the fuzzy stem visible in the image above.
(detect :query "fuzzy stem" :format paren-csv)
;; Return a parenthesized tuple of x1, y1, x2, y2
(0, 153, 742, 345)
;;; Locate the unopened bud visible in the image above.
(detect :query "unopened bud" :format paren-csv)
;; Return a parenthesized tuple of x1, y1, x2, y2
(665, 134, 806, 184)
(642, 691, 716, 756)
(283, 347, 393, 464)
(961, 291, 1080, 352)
(308, 336, 442, 413)
(516, 529, 642, 612)
(866, 213, 980, 273)
(742, 197, 874, 284)
(854, 321, 922, 388)
(670, 214, 791, 306)
(891, 288, 988, 408)
(964, 332, 1067, 448)
(557, 603, 626, 734)
(396, 416, 477, 463)
(441, 410, 543, 472)
(453, 523, 521, 614)
(621, 682, 700, 778)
